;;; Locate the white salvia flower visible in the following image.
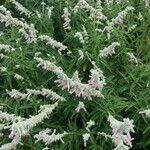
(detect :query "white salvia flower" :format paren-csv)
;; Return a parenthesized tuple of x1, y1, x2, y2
(0, 6, 38, 43)
(99, 42, 120, 57)
(82, 133, 90, 147)
(0, 66, 7, 72)
(143, 0, 150, 7)
(0, 5, 11, 14)
(103, 6, 135, 38)
(35, 57, 105, 99)
(139, 109, 150, 117)
(6, 88, 65, 101)
(11, 0, 32, 17)
(78, 50, 84, 60)
(138, 12, 144, 21)
(0, 32, 3, 36)
(75, 25, 88, 44)
(86, 120, 95, 131)
(14, 73, 24, 80)
(0, 110, 24, 122)
(75, 101, 87, 112)
(26, 89, 41, 99)
(88, 69, 106, 90)
(95, 28, 103, 32)
(0, 138, 22, 150)
(127, 52, 138, 65)
(0, 44, 15, 53)
(39, 35, 67, 51)
(0, 133, 3, 138)
(41, 2, 46, 6)
(96, 0, 102, 9)
(73, 0, 107, 22)
(0, 53, 4, 59)
(26, 88, 65, 101)
(15, 65, 20, 68)
(72, 71, 81, 83)
(35, 10, 41, 18)
(115, 0, 122, 4)
(75, 32, 85, 44)
(9, 102, 59, 141)
(112, 6, 135, 25)
(128, 24, 137, 32)
(62, 7, 71, 30)
(46, 6, 54, 19)
(41, 1, 46, 12)
(105, 0, 113, 6)
(6, 89, 28, 100)
(34, 128, 67, 145)
(35, 52, 42, 57)
(27, 88, 65, 101)
(43, 147, 49, 150)
(0, 124, 5, 138)
(19, 23, 37, 43)
(73, 0, 93, 13)
(82, 25, 88, 40)
(40, 88, 65, 101)
(101, 114, 135, 150)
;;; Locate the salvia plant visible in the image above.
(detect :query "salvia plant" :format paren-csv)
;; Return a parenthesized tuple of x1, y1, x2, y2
(0, 0, 150, 149)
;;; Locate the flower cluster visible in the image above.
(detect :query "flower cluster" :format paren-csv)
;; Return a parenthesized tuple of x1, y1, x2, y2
(127, 52, 138, 65)
(34, 128, 67, 145)
(143, 0, 150, 7)
(35, 57, 105, 99)
(0, 6, 38, 43)
(102, 6, 135, 38)
(74, 25, 88, 44)
(128, 24, 137, 32)
(6, 89, 28, 100)
(11, 0, 32, 17)
(46, 6, 54, 18)
(99, 42, 120, 57)
(0, 44, 15, 53)
(73, 0, 107, 22)
(0, 110, 24, 122)
(100, 114, 135, 150)
(19, 24, 37, 43)
(14, 73, 24, 80)
(0, 138, 22, 150)
(75, 101, 87, 112)
(86, 120, 95, 131)
(38, 35, 67, 52)
(105, 0, 114, 6)
(8, 102, 59, 147)
(6, 88, 65, 101)
(62, 7, 71, 30)
(139, 109, 150, 118)
(138, 12, 144, 21)
(0, 66, 7, 72)
(82, 133, 90, 147)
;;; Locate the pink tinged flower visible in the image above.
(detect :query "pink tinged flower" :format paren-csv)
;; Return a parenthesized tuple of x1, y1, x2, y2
(84, 93, 92, 100)
(124, 131, 133, 147)
(112, 128, 119, 135)
(88, 79, 98, 89)
(75, 84, 84, 97)
(75, 102, 87, 113)
(83, 133, 90, 147)
(54, 79, 69, 90)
